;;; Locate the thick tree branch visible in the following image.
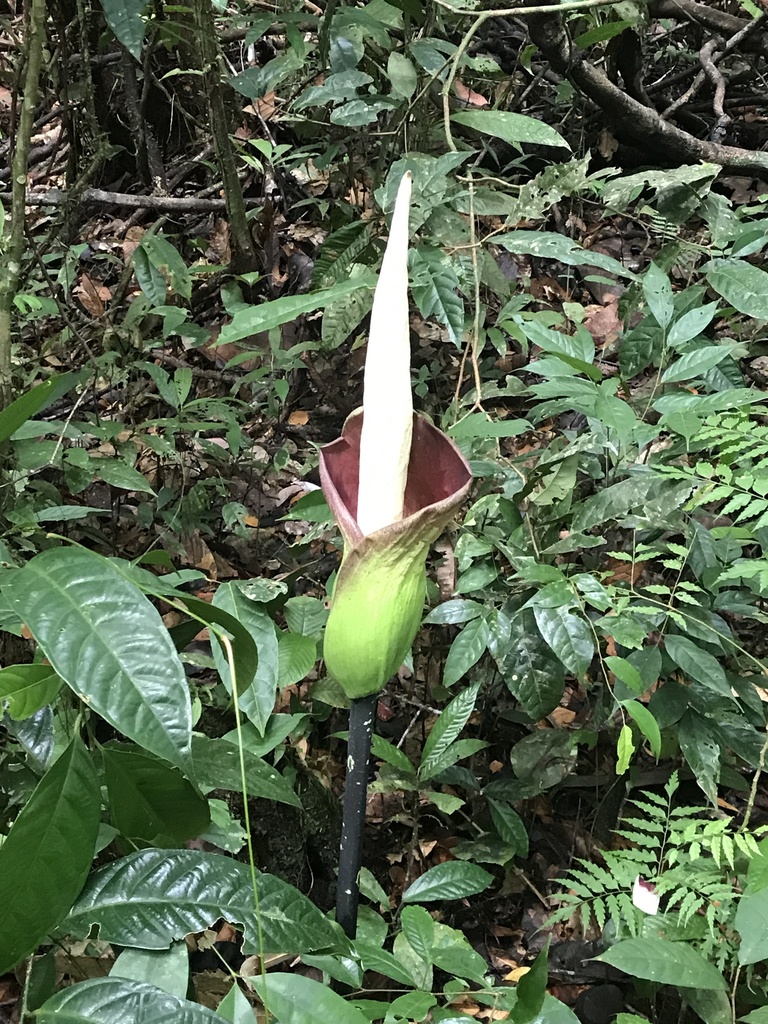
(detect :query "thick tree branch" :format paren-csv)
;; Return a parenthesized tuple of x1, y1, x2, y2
(0, 188, 262, 211)
(528, 4, 768, 176)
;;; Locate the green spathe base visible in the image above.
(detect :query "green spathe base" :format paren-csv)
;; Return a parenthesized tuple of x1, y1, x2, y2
(320, 409, 472, 699)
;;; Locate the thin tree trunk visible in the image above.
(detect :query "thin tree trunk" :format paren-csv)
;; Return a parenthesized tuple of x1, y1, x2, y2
(0, 0, 47, 408)
(191, 0, 258, 274)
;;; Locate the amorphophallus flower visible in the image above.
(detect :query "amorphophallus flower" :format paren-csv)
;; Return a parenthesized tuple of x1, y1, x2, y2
(320, 172, 472, 700)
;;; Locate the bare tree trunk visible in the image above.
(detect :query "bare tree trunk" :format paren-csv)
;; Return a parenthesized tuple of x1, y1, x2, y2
(0, 0, 47, 408)
(191, 0, 258, 274)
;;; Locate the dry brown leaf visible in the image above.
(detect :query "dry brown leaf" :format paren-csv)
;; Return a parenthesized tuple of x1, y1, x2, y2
(453, 77, 490, 108)
(288, 409, 309, 426)
(582, 295, 622, 348)
(74, 273, 111, 318)
(122, 226, 145, 263)
(504, 966, 531, 983)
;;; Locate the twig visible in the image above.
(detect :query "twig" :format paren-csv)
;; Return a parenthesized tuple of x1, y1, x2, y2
(0, 188, 262, 211)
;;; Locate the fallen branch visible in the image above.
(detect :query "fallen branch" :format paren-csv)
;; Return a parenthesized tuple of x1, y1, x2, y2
(0, 188, 262, 212)
(527, 2, 768, 176)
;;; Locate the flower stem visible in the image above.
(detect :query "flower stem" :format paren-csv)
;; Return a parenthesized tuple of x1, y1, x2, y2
(336, 692, 378, 939)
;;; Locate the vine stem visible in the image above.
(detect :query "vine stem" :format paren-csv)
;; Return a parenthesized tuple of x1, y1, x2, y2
(337, 692, 378, 939)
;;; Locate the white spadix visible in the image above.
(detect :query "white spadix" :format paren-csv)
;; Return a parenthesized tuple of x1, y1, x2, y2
(356, 171, 413, 537)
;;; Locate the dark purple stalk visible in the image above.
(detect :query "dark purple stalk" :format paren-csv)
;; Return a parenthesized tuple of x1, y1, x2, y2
(336, 693, 377, 939)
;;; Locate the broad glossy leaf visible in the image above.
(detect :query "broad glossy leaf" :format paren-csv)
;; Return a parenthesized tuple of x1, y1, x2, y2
(452, 110, 570, 150)
(401, 861, 493, 903)
(64, 848, 341, 954)
(664, 635, 733, 702)
(103, 745, 210, 846)
(735, 887, 768, 964)
(515, 939, 550, 1023)
(705, 258, 768, 319)
(0, 736, 100, 974)
(596, 936, 727, 989)
(277, 631, 317, 688)
(533, 605, 594, 677)
(678, 710, 720, 805)
(0, 663, 62, 719)
(443, 620, 489, 688)
(217, 982, 254, 1024)
(191, 734, 301, 807)
(111, 941, 189, 999)
(661, 345, 737, 384)
(9, 548, 194, 772)
(36, 977, 225, 1024)
(495, 609, 564, 720)
(250, 973, 368, 1024)
(212, 583, 275, 733)
(419, 683, 480, 781)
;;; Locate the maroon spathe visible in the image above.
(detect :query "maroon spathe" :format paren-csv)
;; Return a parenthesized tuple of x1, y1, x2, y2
(320, 409, 472, 546)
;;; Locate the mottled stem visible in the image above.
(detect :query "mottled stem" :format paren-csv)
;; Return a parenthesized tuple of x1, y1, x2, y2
(336, 693, 377, 939)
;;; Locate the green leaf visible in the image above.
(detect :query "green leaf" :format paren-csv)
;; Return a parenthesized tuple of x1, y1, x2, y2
(605, 656, 645, 694)
(401, 905, 434, 965)
(103, 744, 210, 846)
(321, 286, 373, 350)
(682, 987, 732, 1024)
(98, 0, 147, 59)
(495, 609, 565, 720)
(664, 635, 733, 702)
(9, 548, 194, 772)
(419, 682, 480, 781)
(217, 982, 255, 1024)
(667, 301, 719, 347)
(736, 888, 768, 964)
(623, 701, 661, 759)
(596, 936, 727, 989)
(65, 849, 341, 954)
(423, 599, 485, 625)
(515, 939, 550, 1023)
(139, 235, 192, 299)
(230, 51, 305, 99)
(111, 941, 189, 1000)
(452, 110, 570, 150)
(0, 372, 77, 445)
(218, 278, 376, 346)
(661, 345, 738, 384)
(212, 582, 275, 734)
(616, 723, 635, 774)
(533, 605, 594, 677)
(705, 258, 768, 319)
(36, 977, 226, 1024)
(94, 459, 155, 493)
(643, 262, 674, 328)
(401, 861, 493, 903)
(0, 664, 63, 719)
(495, 231, 636, 279)
(448, 414, 529, 439)
(277, 631, 317, 688)
(250, 973, 369, 1024)
(487, 799, 528, 857)
(191, 734, 301, 807)
(0, 736, 100, 974)
(387, 51, 418, 98)
(410, 245, 464, 345)
(678, 710, 720, 806)
(443, 619, 490, 688)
